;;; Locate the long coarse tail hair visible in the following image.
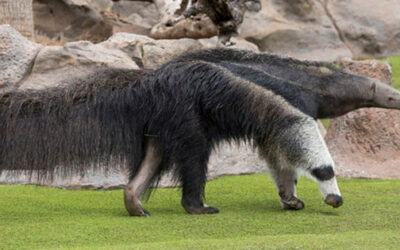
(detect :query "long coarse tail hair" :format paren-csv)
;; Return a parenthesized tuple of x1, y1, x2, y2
(0, 68, 152, 182)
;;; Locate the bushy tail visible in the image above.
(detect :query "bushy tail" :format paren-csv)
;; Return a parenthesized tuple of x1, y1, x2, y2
(0, 68, 150, 182)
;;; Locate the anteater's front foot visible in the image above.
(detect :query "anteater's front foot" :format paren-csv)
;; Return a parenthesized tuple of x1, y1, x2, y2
(281, 197, 305, 210)
(181, 200, 219, 214)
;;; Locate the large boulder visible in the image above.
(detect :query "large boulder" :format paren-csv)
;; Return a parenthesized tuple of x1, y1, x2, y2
(325, 59, 400, 179)
(241, 0, 400, 59)
(33, 0, 113, 43)
(0, 25, 42, 92)
(325, 0, 400, 59)
(240, 0, 352, 61)
(19, 41, 138, 90)
(0, 26, 207, 90)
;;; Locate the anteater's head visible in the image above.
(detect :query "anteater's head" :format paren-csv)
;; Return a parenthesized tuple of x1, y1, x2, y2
(316, 73, 400, 118)
(368, 78, 400, 110)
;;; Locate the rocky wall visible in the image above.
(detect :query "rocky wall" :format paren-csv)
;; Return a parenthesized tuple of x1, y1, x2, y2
(31, 0, 400, 61)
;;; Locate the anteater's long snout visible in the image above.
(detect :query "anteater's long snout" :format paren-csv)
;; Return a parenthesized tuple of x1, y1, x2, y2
(372, 80, 400, 110)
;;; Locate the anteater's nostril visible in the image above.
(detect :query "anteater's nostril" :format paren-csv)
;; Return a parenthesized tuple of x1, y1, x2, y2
(324, 194, 343, 208)
(335, 196, 343, 207)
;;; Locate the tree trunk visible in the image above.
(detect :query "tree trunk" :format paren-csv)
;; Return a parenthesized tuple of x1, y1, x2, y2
(0, 0, 34, 39)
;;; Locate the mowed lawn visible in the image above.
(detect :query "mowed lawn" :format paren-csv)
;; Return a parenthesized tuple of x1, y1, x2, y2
(1, 175, 399, 249)
(386, 56, 400, 90)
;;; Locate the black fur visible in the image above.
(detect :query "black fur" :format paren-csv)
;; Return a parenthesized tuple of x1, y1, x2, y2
(0, 58, 309, 210)
(172, 48, 373, 119)
(311, 166, 335, 181)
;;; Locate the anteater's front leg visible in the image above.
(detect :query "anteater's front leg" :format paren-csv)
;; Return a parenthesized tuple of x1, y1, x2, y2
(124, 137, 162, 216)
(269, 167, 304, 210)
(263, 118, 343, 209)
(293, 120, 343, 208)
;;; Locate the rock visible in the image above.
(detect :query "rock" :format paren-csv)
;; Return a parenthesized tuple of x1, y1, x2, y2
(102, 33, 203, 68)
(151, 0, 259, 45)
(19, 39, 139, 90)
(241, 0, 352, 61)
(199, 36, 259, 51)
(111, 1, 158, 27)
(86, 0, 113, 11)
(0, 25, 42, 92)
(150, 14, 218, 40)
(153, 0, 183, 23)
(2, 27, 204, 90)
(33, 0, 113, 43)
(325, 0, 400, 59)
(33, 0, 160, 41)
(208, 144, 268, 178)
(338, 58, 393, 84)
(325, 59, 400, 179)
(110, 0, 160, 36)
(10, 29, 204, 90)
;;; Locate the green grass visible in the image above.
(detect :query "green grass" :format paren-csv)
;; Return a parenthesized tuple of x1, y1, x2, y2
(1, 175, 399, 249)
(385, 56, 400, 90)
(320, 118, 331, 130)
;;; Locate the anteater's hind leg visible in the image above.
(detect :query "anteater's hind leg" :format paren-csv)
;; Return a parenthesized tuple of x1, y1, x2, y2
(269, 167, 304, 210)
(124, 137, 162, 216)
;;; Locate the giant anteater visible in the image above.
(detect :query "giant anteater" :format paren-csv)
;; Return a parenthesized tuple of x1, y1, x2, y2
(5, 49, 395, 216)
